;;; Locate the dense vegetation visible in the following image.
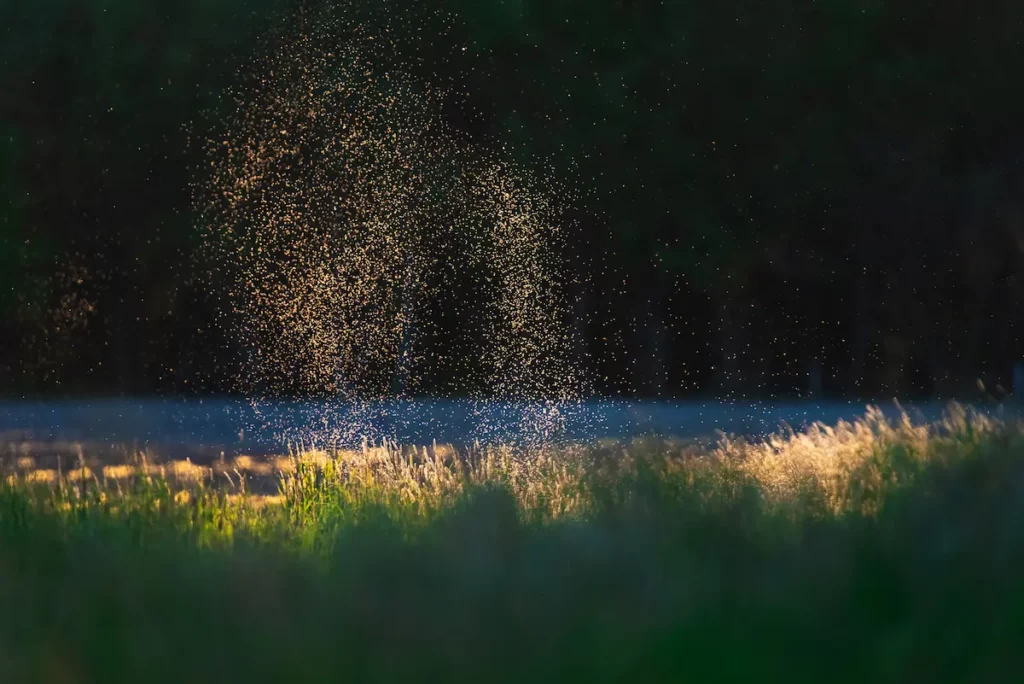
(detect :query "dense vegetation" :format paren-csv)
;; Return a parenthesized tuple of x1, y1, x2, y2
(3, 0, 1022, 399)
(3, 406, 1024, 682)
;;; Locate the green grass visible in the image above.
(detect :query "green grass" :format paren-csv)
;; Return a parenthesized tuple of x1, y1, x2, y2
(3, 405, 1024, 683)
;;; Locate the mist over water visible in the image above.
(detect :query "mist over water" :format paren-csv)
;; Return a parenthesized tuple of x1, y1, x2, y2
(193, 7, 591, 448)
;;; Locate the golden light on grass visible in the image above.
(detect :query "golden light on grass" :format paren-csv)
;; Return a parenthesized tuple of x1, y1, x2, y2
(431, 443, 457, 459)
(168, 460, 210, 483)
(272, 456, 297, 474)
(232, 455, 254, 470)
(102, 464, 135, 480)
(295, 450, 331, 468)
(65, 467, 95, 482)
(716, 404, 1001, 515)
(2, 406, 1017, 530)
(24, 469, 57, 484)
(139, 463, 164, 477)
(232, 455, 274, 476)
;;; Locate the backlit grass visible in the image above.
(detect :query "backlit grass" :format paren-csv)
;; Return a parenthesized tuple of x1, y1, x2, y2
(2, 404, 1023, 683)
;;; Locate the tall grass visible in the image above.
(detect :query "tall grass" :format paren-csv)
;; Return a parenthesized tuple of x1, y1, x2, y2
(2, 404, 1024, 683)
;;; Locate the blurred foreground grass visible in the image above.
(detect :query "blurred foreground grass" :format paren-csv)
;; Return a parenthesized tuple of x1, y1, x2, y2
(3, 405, 1024, 683)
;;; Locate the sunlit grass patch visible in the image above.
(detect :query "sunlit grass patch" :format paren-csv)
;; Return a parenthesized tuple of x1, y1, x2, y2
(272, 455, 297, 474)
(3, 404, 1020, 532)
(231, 454, 277, 475)
(102, 464, 135, 480)
(23, 468, 57, 484)
(2, 403, 1024, 683)
(167, 459, 211, 482)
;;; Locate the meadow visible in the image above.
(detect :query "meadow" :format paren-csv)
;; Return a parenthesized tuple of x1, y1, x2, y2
(2, 404, 1024, 683)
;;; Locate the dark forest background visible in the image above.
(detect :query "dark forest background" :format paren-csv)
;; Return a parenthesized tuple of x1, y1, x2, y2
(2, 0, 1022, 400)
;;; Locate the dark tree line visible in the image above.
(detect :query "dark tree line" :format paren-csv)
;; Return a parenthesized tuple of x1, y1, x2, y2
(2, 0, 1022, 399)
